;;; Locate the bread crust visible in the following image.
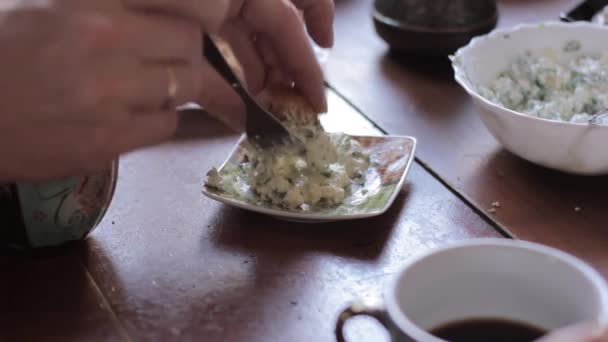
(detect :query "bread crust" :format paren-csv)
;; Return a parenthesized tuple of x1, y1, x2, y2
(209, 39, 320, 129)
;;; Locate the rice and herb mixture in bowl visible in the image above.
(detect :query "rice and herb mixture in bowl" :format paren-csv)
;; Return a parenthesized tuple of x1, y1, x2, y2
(478, 42, 608, 124)
(452, 22, 608, 175)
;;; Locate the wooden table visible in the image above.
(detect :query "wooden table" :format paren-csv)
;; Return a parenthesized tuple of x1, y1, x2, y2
(325, 0, 608, 275)
(1, 1, 605, 341)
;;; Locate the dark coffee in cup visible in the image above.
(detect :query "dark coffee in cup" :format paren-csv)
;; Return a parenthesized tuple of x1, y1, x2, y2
(430, 318, 547, 342)
(335, 240, 608, 342)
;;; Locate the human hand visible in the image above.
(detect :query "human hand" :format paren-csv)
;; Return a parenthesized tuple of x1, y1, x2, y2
(124, 0, 334, 117)
(0, 0, 202, 181)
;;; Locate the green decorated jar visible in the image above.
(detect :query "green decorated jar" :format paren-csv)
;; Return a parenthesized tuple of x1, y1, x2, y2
(0, 161, 118, 249)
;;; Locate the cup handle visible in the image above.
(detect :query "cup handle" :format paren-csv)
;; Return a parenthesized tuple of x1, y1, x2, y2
(335, 299, 392, 342)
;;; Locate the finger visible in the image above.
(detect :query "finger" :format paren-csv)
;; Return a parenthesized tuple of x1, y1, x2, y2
(118, 12, 202, 61)
(257, 34, 294, 87)
(116, 110, 179, 152)
(240, 0, 327, 112)
(134, 63, 201, 109)
(291, 0, 335, 47)
(266, 67, 294, 87)
(197, 60, 246, 131)
(122, 0, 230, 32)
(215, 39, 248, 86)
(148, 62, 202, 108)
(220, 23, 266, 93)
(90, 62, 201, 111)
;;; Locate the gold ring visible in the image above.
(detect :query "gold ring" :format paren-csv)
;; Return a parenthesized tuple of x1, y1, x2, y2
(166, 66, 178, 104)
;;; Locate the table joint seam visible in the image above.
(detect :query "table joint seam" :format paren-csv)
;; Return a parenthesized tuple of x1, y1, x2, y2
(79, 260, 135, 342)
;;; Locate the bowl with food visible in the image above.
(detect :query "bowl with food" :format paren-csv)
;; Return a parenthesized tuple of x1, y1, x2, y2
(202, 89, 416, 223)
(452, 21, 608, 175)
(373, 0, 498, 57)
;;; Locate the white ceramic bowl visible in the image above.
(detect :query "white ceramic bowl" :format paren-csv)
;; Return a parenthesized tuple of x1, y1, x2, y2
(452, 22, 608, 175)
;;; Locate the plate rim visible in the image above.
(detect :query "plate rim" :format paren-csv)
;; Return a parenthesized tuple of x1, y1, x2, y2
(201, 133, 417, 221)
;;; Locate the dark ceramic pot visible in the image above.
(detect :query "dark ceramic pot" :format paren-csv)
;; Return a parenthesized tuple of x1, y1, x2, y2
(373, 0, 498, 57)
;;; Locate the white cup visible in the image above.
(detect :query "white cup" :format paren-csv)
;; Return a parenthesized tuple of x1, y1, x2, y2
(336, 239, 608, 341)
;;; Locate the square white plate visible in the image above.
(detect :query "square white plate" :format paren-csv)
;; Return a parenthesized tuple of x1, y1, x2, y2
(202, 134, 416, 223)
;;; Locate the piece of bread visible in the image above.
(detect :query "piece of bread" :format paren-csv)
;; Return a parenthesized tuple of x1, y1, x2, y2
(258, 86, 321, 127)
(210, 39, 320, 130)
